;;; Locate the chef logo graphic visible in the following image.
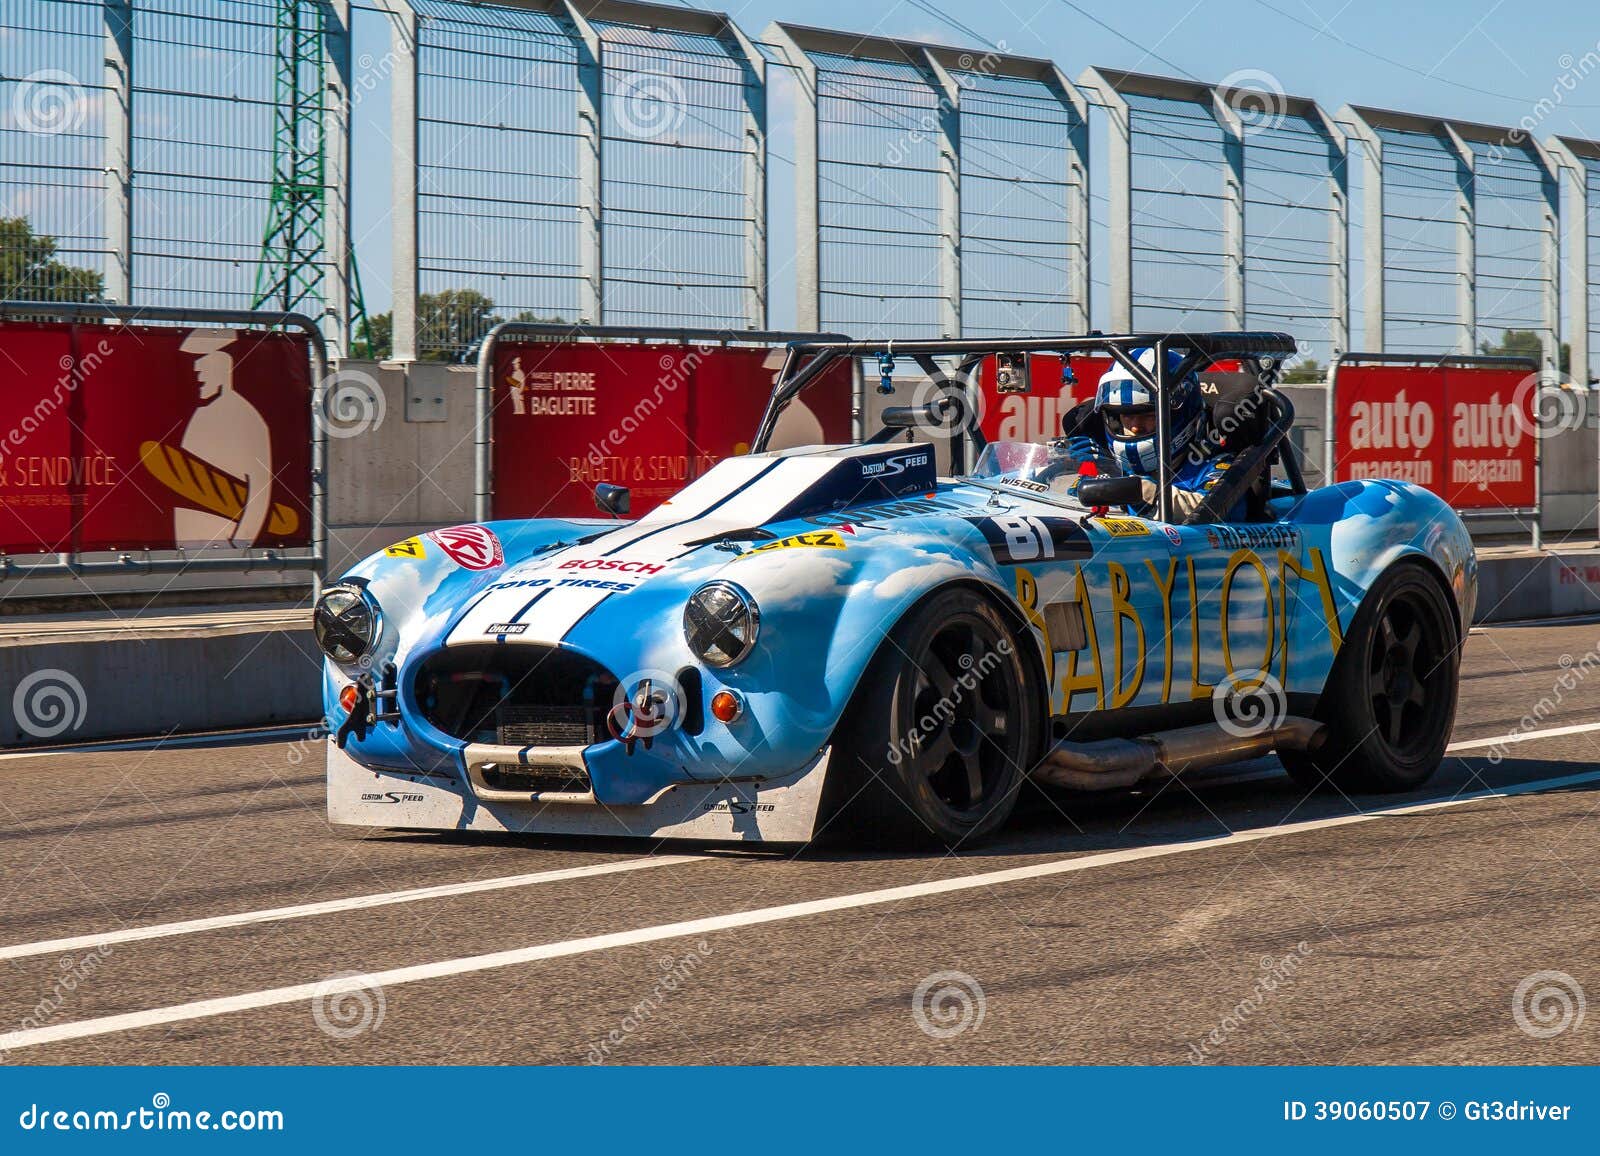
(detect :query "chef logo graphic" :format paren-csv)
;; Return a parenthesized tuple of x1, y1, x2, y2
(138, 329, 300, 548)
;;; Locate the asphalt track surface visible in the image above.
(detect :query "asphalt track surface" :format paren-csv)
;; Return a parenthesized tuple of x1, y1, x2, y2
(3, 617, 1600, 1066)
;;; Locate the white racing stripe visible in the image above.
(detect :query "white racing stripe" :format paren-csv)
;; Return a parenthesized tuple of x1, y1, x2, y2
(4, 767, 1597, 1054)
(0, 855, 700, 964)
(1446, 720, 1600, 752)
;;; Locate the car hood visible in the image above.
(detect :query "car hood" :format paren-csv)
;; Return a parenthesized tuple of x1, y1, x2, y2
(440, 441, 952, 648)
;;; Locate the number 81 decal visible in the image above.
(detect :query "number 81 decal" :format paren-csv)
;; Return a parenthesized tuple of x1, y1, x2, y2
(966, 516, 1091, 566)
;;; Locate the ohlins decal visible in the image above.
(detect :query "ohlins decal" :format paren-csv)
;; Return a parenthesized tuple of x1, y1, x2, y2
(1013, 547, 1343, 714)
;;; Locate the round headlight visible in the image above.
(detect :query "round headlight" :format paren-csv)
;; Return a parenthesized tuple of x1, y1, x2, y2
(313, 582, 382, 665)
(684, 581, 760, 668)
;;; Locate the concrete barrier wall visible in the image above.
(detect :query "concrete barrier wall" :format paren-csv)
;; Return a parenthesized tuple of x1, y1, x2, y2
(10, 360, 1599, 604)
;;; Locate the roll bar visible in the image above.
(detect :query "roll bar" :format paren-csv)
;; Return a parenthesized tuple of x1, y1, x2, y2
(754, 332, 1300, 524)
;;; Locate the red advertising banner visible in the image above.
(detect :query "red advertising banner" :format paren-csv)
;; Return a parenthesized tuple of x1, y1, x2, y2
(0, 322, 313, 555)
(1333, 362, 1536, 510)
(491, 342, 853, 519)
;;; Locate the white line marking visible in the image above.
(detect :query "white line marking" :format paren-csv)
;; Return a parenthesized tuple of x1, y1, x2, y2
(6, 767, 1597, 1054)
(0, 725, 315, 762)
(0, 855, 700, 964)
(1446, 720, 1600, 752)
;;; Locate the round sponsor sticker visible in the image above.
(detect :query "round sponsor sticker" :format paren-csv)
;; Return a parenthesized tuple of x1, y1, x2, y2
(1161, 525, 1182, 547)
(427, 524, 504, 570)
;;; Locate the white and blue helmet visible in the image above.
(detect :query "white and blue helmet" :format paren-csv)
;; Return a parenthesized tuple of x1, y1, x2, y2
(1093, 348, 1204, 476)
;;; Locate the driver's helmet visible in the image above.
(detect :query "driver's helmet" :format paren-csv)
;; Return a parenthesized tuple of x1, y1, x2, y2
(1093, 348, 1204, 476)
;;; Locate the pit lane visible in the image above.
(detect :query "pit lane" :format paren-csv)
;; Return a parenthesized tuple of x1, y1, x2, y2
(3, 616, 1599, 1065)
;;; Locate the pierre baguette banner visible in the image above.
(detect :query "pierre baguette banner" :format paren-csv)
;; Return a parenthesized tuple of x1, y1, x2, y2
(0, 323, 312, 555)
(1332, 362, 1537, 511)
(491, 342, 854, 519)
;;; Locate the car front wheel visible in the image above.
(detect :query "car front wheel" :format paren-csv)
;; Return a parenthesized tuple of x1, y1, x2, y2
(822, 587, 1040, 848)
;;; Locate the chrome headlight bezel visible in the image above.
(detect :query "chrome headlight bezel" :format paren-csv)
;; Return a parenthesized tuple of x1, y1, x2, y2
(683, 581, 760, 668)
(313, 582, 383, 666)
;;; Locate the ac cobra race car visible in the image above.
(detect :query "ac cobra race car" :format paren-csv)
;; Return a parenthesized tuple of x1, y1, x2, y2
(317, 333, 1475, 848)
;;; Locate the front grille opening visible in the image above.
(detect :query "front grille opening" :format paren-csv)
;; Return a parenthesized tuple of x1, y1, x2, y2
(416, 645, 620, 747)
(479, 763, 592, 795)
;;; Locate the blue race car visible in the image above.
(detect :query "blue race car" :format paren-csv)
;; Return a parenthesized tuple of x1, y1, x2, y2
(317, 333, 1475, 848)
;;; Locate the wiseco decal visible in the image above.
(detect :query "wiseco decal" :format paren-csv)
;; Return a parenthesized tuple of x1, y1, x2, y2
(427, 524, 504, 570)
(556, 558, 666, 575)
(735, 530, 848, 558)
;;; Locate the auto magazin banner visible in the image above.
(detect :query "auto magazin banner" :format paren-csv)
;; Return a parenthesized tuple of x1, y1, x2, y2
(490, 342, 854, 519)
(1332, 362, 1537, 511)
(0, 322, 313, 555)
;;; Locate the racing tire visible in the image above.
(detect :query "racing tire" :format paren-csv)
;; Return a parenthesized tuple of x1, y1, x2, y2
(1280, 562, 1460, 794)
(820, 587, 1041, 849)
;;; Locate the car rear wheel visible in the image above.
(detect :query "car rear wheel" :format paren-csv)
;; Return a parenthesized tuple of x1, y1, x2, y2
(821, 588, 1039, 848)
(1281, 562, 1460, 794)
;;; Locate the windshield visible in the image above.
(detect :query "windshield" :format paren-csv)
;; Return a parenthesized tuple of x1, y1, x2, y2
(966, 440, 1095, 505)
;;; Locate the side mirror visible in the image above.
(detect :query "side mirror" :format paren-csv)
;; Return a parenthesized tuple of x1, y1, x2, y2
(1076, 475, 1146, 508)
(594, 483, 631, 519)
(882, 395, 957, 430)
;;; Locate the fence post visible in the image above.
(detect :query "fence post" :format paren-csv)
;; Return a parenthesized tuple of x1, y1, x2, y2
(1047, 66, 1092, 334)
(718, 19, 768, 330)
(922, 48, 961, 338)
(562, 1, 604, 325)
(1310, 105, 1350, 358)
(388, 2, 419, 361)
(1079, 68, 1131, 332)
(766, 24, 820, 331)
(1211, 91, 1247, 331)
(324, 0, 354, 356)
(1548, 139, 1593, 385)
(1443, 124, 1476, 357)
(103, 0, 134, 304)
(1344, 110, 1385, 352)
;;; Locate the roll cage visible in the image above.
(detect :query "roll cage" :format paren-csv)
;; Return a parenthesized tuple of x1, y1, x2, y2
(753, 332, 1305, 526)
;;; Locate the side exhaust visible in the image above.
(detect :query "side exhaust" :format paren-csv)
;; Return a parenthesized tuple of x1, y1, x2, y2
(1035, 717, 1326, 791)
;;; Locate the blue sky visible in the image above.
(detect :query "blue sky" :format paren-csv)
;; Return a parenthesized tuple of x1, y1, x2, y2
(348, 0, 1600, 332)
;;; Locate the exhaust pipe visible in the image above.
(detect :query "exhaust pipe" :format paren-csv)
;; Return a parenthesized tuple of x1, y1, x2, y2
(1035, 717, 1325, 791)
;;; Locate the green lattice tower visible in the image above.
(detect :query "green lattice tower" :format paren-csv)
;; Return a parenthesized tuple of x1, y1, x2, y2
(253, 0, 368, 347)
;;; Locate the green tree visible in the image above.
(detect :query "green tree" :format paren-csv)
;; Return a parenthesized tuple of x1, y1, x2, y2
(351, 290, 504, 362)
(1281, 358, 1324, 384)
(1479, 328, 1571, 378)
(0, 217, 104, 302)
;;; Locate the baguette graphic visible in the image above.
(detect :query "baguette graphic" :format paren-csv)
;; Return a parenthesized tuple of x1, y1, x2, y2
(138, 440, 300, 537)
